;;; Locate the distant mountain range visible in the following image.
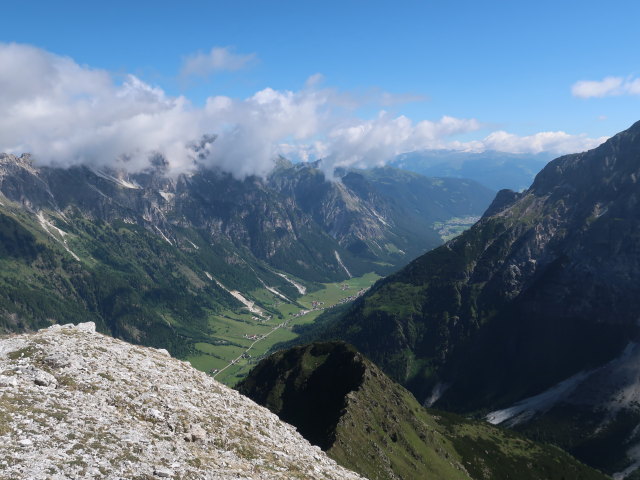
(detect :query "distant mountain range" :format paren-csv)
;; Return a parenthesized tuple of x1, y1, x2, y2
(313, 120, 640, 477)
(391, 150, 552, 191)
(0, 154, 492, 357)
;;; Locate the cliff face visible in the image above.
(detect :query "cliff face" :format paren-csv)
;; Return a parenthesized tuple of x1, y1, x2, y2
(318, 120, 640, 475)
(0, 323, 363, 480)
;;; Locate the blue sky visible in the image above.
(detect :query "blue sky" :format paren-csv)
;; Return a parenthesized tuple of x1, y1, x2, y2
(1, 0, 639, 176)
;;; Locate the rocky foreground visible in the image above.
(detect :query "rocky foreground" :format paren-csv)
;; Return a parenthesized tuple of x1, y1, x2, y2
(0, 323, 364, 480)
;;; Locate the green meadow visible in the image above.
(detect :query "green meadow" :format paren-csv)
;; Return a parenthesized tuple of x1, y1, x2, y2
(186, 271, 381, 386)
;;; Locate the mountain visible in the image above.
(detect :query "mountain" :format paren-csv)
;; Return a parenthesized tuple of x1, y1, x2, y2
(269, 162, 494, 266)
(0, 154, 491, 360)
(391, 150, 552, 191)
(315, 120, 640, 476)
(0, 323, 363, 479)
(238, 341, 609, 480)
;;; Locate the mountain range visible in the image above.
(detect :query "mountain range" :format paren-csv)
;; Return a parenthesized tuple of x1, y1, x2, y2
(0, 154, 491, 359)
(391, 150, 552, 192)
(314, 120, 640, 477)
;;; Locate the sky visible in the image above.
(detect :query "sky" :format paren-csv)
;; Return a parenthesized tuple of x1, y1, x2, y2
(1, 0, 639, 177)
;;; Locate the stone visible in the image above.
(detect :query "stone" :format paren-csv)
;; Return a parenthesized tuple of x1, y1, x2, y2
(75, 322, 96, 333)
(154, 467, 174, 478)
(184, 423, 207, 443)
(0, 375, 17, 387)
(33, 369, 57, 387)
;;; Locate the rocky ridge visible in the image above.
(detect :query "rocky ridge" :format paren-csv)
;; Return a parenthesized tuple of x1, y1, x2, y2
(238, 342, 610, 480)
(0, 323, 364, 480)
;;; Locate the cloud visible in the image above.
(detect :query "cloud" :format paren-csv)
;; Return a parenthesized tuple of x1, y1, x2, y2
(0, 43, 608, 179)
(461, 130, 608, 155)
(318, 114, 481, 173)
(180, 46, 256, 78)
(571, 76, 640, 98)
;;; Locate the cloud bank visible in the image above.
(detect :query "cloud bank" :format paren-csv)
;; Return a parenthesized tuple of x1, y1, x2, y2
(572, 76, 640, 98)
(180, 46, 256, 79)
(0, 43, 607, 179)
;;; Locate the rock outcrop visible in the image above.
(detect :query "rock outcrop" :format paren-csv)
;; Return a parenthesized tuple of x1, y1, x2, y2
(0, 323, 363, 480)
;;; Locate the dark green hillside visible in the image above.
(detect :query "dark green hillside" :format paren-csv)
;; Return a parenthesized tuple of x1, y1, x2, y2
(239, 342, 610, 480)
(0, 205, 245, 354)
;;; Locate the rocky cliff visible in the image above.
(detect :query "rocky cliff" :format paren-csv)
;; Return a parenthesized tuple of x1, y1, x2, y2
(0, 323, 363, 479)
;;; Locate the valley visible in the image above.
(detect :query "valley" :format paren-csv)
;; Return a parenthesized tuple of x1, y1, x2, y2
(1, 8, 636, 479)
(187, 272, 380, 385)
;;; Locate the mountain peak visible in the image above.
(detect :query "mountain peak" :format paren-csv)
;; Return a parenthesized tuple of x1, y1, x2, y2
(0, 324, 363, 479)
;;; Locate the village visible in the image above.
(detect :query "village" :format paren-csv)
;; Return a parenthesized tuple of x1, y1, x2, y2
(211, 283, 371, 379)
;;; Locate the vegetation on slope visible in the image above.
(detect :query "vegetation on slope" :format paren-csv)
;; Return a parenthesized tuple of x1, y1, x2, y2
(238, 341, 610, 480)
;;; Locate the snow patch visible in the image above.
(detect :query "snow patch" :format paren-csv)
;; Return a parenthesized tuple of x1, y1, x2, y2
(486, 370, 591, 426)
(273, 272, 306, 295)
(334, 251, 352, 278)
(91, 168, 141, 189)
(36, 212, 80, 261)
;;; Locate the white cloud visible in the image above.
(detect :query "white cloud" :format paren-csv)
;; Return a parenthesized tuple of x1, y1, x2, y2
(468, 130, 608, 154)
(180, 46, 256, 78)
(0, 43, 608, 179)
(571, 75, 640, 98)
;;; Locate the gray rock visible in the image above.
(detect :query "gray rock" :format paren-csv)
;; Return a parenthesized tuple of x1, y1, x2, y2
(184, 423, 206, 442)
(75, 322, 96, 333)
(154, 467, 174, 478)
(33, 369, 57, 387)
(0, 375, 17, 387)
(0, 325, 364, 480)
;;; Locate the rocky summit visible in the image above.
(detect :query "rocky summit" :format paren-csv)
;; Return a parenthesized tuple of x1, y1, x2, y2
(0, 323, 363, 480)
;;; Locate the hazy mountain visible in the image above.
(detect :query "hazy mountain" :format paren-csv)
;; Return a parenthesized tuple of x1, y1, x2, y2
(238, 341, 608, 480)
(269, 161, 494, 267)
(0, 323, 363, 479)
(316, 120, 640, 476)
(391, 150, 552, 191)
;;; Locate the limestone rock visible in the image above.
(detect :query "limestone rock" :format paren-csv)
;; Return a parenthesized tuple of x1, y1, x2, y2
(0, 323, 365, 480)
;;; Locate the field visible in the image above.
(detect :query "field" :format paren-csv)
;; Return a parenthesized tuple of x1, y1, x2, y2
(185, 272, 381, 386)
(432, 216, 480, 241)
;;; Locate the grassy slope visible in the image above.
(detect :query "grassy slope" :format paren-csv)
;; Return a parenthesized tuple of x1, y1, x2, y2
(0, 199, 382, 384)
(238, 342, 610, 480)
